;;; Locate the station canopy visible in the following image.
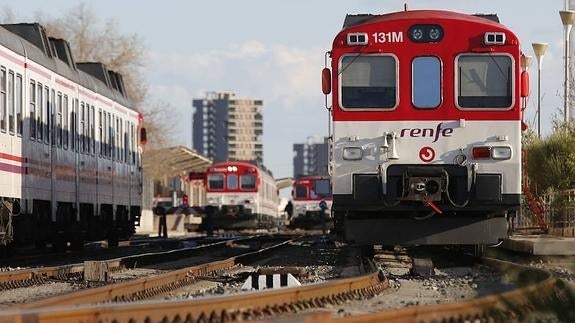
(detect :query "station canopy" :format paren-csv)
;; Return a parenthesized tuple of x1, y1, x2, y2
(143, 146, 212, 178)
(275, 177, 294, 190)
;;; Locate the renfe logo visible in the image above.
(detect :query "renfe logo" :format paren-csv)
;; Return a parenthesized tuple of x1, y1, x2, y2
(400, 123, 454, 143)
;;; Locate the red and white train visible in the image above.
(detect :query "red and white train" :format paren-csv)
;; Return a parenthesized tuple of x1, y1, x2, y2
(205, 161, 280, 229)
(289, 176, 332, 229)
(320, 9, 528, 245)
(0, 23, 145, 250)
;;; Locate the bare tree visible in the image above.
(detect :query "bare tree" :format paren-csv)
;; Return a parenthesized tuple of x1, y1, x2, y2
(2, 3, 174, 149)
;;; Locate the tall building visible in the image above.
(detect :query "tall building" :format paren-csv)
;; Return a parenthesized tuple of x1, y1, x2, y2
(192, 92, 263, 163)
(293, 136, 329, 179)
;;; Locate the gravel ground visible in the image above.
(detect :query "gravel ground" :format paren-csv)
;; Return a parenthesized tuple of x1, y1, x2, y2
(0, 281, 82, 307)
(327, 264, 515, 318)
(152, 236, 363, 301)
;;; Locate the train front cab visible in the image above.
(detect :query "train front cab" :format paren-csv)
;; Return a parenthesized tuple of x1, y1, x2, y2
(322, 11, 529, 246)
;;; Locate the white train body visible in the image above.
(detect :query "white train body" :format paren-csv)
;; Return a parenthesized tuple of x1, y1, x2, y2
(0, 23, 143, 248)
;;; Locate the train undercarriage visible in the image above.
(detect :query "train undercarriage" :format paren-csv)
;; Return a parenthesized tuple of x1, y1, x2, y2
(1, 198, 140, 251)
(333, 165, 518, 246)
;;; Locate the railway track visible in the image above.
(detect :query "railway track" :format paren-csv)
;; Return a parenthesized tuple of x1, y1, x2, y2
(1, 240, 573, 322)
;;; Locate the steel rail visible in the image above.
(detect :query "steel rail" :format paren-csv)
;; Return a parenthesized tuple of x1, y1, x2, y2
(318, 256, 575, 322)
(0, 245, 388, 323)
(9, 236, 296, 310)
(0, 238, 238, 291)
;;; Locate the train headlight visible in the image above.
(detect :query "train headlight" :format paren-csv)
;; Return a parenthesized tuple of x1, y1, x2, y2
(409, 24, 444, 43)
(428, 27, 442, 41)
(411, 28, 424, 41)
(342, 147, 363, 160)
(491, 147, 512, 160)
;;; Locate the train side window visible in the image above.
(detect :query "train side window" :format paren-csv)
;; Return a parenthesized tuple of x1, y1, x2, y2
(16, 74, 22, 136)
(86, 104, 91, 153)
(131, 123, 135, 164)
(91, 106, 95, 155)
(44, 87, 50, 144)
(98, 109, 103, 156)
(0, 67, 6, 132)
(71, 99, 77, 151)
(295, 185, 307, 199)
(49, 89, 54, 145)
(340, 55, 397, 109)
(36, 83, 44, 141)
(80, 102, 85, 153)
(57, 93, 62, 147)
(412, 57, 441, 109)
(227, 174, 238, 189)
(125, 120, 129, 162)
(8, 71, 14, 134)
(240, 174, 256, 190)
(208, 174, 224, 190)
(63, 95, 68, 149)
(29, 80, 35, 139)
(457, 55, 512, 108)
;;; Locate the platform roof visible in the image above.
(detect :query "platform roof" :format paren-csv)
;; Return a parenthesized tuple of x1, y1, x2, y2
(143, 146, 212, 177)
(275, 177, 294, 190)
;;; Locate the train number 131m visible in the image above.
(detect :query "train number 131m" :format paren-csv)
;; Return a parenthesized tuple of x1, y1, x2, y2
(372, 31, 403, 43)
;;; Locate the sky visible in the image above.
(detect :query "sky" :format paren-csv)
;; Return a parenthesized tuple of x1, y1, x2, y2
(1, 0, 572, 181)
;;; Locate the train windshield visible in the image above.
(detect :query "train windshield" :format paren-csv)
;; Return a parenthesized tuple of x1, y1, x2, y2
(413, 56, 441, 109)
(295, 185, 307, 198)
(208, 174, 224, 190)
(240, 174, 256, 190)
(340, 55, 396, 109)
(227, 174, 238, 189)
(457, 55, 512, 108)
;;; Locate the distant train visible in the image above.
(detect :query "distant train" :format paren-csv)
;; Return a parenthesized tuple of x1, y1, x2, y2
(320, 9, 527, 245)
(0, 23, 145, 251)
(205, 161, 280, 229)
(289, 176, 333, 230)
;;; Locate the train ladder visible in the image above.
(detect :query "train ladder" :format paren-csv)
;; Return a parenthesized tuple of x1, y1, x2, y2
(521, 149, 548, 232)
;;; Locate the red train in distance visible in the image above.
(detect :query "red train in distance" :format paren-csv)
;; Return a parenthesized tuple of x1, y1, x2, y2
(289, 176, 333, 230)
(204, 160, 280, 229)
(320, 9, 529, 246)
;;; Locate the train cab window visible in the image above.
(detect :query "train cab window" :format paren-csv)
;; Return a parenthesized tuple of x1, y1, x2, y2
(457, 55, 512, 108)
(295, 185, 307, 199)
(227, 174, 238, 189)
(240, 174, 256, 190)
(340, 55, 397, 109)
(412, 57, 441, 109)
(208, 174, 224, 190)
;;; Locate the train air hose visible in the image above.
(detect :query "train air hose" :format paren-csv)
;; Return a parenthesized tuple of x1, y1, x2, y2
(442, 169, 474, 208)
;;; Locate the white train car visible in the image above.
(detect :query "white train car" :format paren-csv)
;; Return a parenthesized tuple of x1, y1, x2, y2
(321, 10, 526, 245)
(205, 161, 279, 229)
(0, 23, 145, 250)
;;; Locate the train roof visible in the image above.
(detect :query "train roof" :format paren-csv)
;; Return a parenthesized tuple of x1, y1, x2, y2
(0, 23, 133, 110)
(342, 10, 503, 30)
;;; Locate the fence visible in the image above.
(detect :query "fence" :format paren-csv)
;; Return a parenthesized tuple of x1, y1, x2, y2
(518, 189, 575, 237)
